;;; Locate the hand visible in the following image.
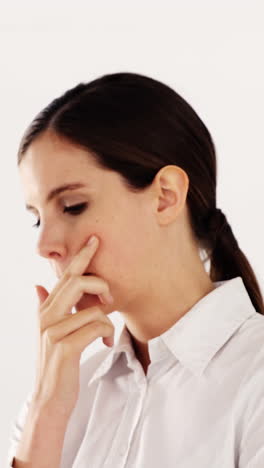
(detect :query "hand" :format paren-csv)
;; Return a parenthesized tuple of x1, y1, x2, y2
(32, 236, 115, 416)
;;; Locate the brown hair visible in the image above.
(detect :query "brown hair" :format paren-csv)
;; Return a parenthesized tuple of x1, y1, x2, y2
(17, 72, 263, 314)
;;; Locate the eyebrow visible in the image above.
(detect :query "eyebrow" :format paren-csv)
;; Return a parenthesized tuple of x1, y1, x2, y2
(25, 182, 87, 211)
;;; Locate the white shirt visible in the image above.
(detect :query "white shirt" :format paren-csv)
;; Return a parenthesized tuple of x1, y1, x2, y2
(6, 276, 264, 468)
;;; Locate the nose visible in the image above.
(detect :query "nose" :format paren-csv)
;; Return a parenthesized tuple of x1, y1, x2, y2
(35, 228, 67, 261)
(36, 239, 68, 279)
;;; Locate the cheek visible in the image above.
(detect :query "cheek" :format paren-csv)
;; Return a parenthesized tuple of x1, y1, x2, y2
(90, 230, 142, 285)
(88, 205, 156, 288)
(107, 224, 154, 282)
(98, 234, 134, 274)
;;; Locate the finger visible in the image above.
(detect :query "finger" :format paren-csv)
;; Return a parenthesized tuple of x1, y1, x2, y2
(35, 285, 49, 308)
(65, 236, 99, 277)
(43, 236, 99, 310)
(42, 275, 112, 324)
(103, 335, 115, 347)
(42, 308, 114, 345)
(59, 318, 115, 356)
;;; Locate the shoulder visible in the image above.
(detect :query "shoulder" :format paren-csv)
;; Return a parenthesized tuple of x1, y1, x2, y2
(234, 311, 264, 358)
(232, 325, 264, 426)
(233, 338, 264, 465)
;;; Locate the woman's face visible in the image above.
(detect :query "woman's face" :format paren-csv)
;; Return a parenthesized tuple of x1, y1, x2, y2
(19, 130, 159, 314)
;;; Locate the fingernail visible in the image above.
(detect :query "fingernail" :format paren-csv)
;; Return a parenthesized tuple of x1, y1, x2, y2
(87, 236, 97, 246)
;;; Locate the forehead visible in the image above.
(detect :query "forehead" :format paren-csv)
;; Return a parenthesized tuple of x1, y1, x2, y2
(20, 133, 98, 179)
(18, 132, 101, 197)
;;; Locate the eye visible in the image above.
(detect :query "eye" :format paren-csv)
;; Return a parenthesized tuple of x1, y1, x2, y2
(32, 202, 88, 228)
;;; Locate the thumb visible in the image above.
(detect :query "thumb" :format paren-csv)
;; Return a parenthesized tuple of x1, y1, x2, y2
(35, 284, 49, 307)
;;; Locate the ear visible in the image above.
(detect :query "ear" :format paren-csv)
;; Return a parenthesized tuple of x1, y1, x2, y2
(153, 165, 189, 222)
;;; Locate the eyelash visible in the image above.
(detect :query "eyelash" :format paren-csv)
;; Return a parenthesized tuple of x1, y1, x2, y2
(32, 203, 88, 228)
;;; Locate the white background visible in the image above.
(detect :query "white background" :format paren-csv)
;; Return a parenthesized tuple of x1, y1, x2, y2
(1, 0, 263, 462)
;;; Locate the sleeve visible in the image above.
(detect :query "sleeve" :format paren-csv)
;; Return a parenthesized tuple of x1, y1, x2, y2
(5, 390, 35, 468)
(236, 343, 264, 468)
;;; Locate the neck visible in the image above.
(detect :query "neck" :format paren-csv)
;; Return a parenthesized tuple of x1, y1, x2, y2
(120, 263, 215, 374)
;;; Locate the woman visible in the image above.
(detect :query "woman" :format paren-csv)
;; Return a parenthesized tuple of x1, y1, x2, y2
(7, 72, 264, 467)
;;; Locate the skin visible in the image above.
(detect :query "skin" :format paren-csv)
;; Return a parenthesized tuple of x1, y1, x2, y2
(19, 129, 215, 374)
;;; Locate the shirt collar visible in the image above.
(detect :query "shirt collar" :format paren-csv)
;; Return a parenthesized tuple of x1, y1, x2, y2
(88, 276, 256, 385)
